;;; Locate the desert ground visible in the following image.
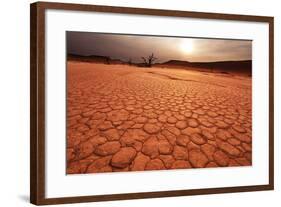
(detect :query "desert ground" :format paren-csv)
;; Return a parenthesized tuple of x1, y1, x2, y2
(67, 61, 252, 174)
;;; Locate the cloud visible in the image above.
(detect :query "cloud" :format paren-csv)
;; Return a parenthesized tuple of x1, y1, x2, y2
(67, 32, 252, 62)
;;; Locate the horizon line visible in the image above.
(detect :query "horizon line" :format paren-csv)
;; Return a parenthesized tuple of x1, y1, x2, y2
(67, 53, 252, 64)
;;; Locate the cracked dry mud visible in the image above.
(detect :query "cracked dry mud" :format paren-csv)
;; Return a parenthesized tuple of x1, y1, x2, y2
(67, 62, 252, 174)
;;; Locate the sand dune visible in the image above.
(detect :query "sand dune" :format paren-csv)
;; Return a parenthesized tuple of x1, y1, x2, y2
(155, 59, 252, 76)
(68, 54, 252, 76)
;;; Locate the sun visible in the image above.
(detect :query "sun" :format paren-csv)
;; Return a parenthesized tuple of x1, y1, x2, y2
(180, 39, 194, 54)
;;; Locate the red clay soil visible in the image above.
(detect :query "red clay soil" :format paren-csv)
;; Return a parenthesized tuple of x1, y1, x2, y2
(66, 61, 252, 174)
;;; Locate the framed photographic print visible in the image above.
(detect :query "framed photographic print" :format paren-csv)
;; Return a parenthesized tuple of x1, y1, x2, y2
(30, 1, 274, 205)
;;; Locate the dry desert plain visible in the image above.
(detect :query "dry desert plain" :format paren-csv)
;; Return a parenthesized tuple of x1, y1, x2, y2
(67, 61, 252, 174)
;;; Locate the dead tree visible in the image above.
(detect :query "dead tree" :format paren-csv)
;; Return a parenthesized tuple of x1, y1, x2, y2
(128, 58, 132, 65)
(141, 53, 157, 67)
(105, 56, 110, 64)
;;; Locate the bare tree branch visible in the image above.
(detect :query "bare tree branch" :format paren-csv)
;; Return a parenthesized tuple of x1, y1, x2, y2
(141, 57, 148, 65)
(141, 53, 157, 67)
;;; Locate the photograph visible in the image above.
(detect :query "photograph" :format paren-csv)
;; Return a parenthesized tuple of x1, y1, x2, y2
(66, 32, 252, 174)
(29, 2, 274, 204)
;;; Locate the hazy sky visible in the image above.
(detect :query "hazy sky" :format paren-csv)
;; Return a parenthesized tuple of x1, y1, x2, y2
(67, 32, 252, 63)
